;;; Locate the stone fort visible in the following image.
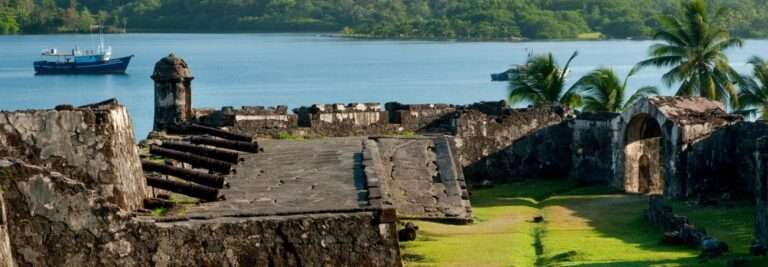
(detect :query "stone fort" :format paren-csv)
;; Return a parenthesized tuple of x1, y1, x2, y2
(0, 54, 766, 266)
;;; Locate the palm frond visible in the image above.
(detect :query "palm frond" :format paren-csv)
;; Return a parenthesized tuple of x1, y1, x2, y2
(623, 86, 659, 111)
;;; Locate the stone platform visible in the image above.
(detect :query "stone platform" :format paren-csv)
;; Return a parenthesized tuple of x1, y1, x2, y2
(173, 137, 371, 218)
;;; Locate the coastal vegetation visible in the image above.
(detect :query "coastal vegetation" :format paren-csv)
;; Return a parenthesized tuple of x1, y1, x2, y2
(508, 0, 754, 112)
(737, 57, 768, 120)
(572, 68, 658, 113)
(635, 0, 743, 105)
(506, 51, 581, 109)
(1, 0, 768, 40)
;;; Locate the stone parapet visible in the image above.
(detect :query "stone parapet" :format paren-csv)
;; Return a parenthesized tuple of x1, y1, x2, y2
(0, 101, 149, 210)
(385, 102, 456, 133)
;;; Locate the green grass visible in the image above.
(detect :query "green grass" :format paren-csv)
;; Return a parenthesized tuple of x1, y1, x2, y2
(170, 194, 199, 205)
(401, 180, 768, 267)
(151, 207, 169, 217)
(276, 131, 304, 140)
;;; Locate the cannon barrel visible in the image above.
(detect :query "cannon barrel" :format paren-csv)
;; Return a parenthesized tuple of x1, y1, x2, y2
(186, 124, 253, 142)
(190, 136, 259, 153)
(146, 176, 220, 201)
(149, 145, 233, 174)
(142, 160, 226, 188)
(161, 141, 240, 164)
(143, 198, 175, 210)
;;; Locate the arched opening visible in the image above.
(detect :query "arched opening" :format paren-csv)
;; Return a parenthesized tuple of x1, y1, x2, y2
(625, 114, 662, 144)
(624, 114, 663, 194)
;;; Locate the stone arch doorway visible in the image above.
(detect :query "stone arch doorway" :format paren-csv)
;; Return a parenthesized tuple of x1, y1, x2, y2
(624, 113, 663, 194)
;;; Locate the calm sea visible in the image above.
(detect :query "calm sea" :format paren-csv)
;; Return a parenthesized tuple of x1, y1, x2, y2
(0, 33, 765, 138)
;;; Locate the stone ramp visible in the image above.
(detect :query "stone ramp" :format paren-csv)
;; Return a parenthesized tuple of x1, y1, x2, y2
(176, 137, 370, 218)
(365, 136, 472, 223)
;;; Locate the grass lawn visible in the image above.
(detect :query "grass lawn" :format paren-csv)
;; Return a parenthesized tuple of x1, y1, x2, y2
(401, 180, 768, 267)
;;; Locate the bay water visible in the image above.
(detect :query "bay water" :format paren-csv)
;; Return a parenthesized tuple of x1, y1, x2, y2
(1, 33, 765, 138)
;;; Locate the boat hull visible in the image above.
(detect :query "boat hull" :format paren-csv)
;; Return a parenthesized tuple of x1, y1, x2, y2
(34, 55, 133, 74)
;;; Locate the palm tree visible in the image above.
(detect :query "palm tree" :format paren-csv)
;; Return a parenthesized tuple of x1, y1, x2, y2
(737, 56, 768, 120)
(508, 51, 581, 108)
(635, 0, 742, 105)
(573, 68, 659, 113)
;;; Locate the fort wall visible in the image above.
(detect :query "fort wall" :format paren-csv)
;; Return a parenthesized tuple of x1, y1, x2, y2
(0, 101, 150, 210)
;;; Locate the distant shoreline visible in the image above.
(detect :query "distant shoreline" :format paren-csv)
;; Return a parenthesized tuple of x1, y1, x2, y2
(4, 31, 657, 42)
(9, 31, 768, 43)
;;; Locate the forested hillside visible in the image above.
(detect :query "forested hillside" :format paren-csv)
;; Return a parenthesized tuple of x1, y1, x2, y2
(2, 0, 768, 40)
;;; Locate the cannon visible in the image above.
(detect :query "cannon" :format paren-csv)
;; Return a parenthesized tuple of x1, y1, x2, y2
(146, 176, 220, 202)
(190, 136, 259, 153)
(142, 160, 226, 188)
(185, 124, 253, 142)
(149, 145, 233, 174)
(161, 141, 241, 164)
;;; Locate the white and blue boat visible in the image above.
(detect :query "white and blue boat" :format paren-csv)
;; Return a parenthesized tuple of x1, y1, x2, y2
(34, 31, 133, 74)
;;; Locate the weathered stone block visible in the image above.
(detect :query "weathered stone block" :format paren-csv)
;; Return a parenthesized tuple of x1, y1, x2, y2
(0, 103, 149, 210)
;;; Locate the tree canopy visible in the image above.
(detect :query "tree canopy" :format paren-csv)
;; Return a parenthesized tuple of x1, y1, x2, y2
(572, 68, 658, 112)
(507, 51, 582, 108)
(2, 0, 768, 40)
(635, 0, 743, 105)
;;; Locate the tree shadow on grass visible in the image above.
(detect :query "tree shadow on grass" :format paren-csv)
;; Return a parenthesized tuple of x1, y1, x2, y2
(544, 192, 758, 255)
(470, 179, 589, 208)
(470, 180, 706, 257)
(568, 255, 768, 267)
(399, 239, 436, 265)
(401, 253, 429, 263)
(541, 194, 694, 254)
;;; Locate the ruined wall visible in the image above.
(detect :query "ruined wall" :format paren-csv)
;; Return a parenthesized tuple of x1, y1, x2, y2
(0, 160, 401, 267)
(455, 107, 568, 182)
(192, 101, 519, 139)
(647, 195, 712, 248)
(684, 122, 768, 198)
(755, 137, 768, 249)
(460, 121, 571, 183)
(385, 102, 456, 133)
(193, 106, 299, 137)
(0, 104, 149, 210)
(365, 137, 472, 222)
(289, 103, 389, 137)
(569, 113, 621, 185)
(0, 161, 14, 267)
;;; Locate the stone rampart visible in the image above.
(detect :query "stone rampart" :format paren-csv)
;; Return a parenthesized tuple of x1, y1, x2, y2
(193, 105, 298, 137)
(684, 121, 768, 198)
(570, 112, 622, 185)
(0, 159, 401, 267)
(294, 103, 391, 136)
(755, 137, 768, 251)
(385, 102, 456, 133)
(0, 101, 149, 210)
(455, 106, 569, 182)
